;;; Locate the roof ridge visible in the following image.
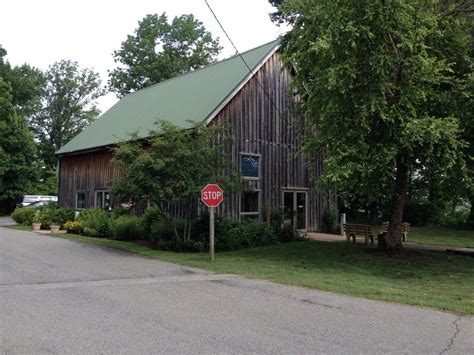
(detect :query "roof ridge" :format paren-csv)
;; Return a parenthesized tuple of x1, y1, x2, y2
(125, 39, 280, 97)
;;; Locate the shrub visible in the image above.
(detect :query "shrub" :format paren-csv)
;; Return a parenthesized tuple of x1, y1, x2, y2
(277, 223, 301, 242)
(222, 218, 279, 251)
(403, 200, 438, 226)
(148, 218, 184, 243)
(321, 205, 340, 234)
(153, 240, 205, 253)
(64, 220, 84, 234)
(111, 216, 144, 241)
(34, 206, 75, 229)
(439, 208, 469, 229)
(77, 209, 111, 237)
(142, 207, 164, 235)
(11, 207, 37, 225)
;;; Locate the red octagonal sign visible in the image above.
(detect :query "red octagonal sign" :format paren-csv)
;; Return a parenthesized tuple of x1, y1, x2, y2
(201, 184, 224, 208)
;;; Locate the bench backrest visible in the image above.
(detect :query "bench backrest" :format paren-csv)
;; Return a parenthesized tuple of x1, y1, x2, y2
(343, 223, 373, 236)
(380, 222, 410, 233)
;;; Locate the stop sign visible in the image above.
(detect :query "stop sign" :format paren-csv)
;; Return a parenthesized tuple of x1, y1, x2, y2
(201, 184, 224, 208)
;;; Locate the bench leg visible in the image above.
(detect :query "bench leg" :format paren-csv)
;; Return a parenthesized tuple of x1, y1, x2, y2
(364, 236, 368, 245)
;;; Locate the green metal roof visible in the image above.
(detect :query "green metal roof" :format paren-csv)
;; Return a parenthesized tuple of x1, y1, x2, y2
(57, 40, 279, 155)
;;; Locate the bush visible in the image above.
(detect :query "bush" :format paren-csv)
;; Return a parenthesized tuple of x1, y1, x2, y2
(153, 240, 205, 253)
(111, 216, 144, 241)
(148, 218, 185, 243)
(11, 207, 37, 225)
(77, 209, 111, 237)
(142, 208, 164, 235)
(277, 223, 301, 242)
(321, 205, 340, 234)
(64, 220, 84, 234)
(31, 206, 75, 229)
(222, 218, 279, 251)
(403, 200, 439, 226)
(439, 208, 469, 229)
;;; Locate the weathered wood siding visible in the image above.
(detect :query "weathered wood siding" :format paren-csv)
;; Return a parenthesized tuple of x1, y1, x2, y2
(58, 51, 328, 230)
(210, 52, 327, 230)
(58, 150, 120, 209)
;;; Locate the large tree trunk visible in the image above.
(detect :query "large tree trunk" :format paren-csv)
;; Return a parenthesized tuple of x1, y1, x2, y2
(380, 154, 410, 253)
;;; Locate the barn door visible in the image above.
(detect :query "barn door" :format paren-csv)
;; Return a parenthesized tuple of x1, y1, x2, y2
(283, 191, 307, 231)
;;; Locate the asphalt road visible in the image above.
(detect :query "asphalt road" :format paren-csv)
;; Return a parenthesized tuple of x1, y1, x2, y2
(1, 227, 473, 354)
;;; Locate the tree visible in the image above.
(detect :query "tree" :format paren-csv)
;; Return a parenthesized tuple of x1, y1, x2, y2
(110, 120, 241, 241)
(30, 60, 105, 169)
(0, 77, 37, 212)
(0, 45, 45, 118)
(108, 13, 222, 97)
(273, 0, 472, 251)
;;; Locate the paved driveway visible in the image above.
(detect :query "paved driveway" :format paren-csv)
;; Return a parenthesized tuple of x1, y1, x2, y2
(1, 227, 473, 354)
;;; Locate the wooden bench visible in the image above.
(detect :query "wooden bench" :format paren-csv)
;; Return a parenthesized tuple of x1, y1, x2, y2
(379, 222, 410, 242)
(343, 224, 374, 245)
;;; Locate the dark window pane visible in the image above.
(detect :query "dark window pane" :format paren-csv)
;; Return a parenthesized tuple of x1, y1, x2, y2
(241, 155, 259, 178)
(76, 193, 85, 209)
(241, 191, 259, 213)
(96, 192, 103, 208)
(296, 192, 306, 229)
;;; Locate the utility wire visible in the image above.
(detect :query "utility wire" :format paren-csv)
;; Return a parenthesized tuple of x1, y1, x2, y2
(204, 0, 289, 123)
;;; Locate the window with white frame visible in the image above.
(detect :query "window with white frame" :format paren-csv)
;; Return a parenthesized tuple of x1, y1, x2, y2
(241, 154, 259, 179)
(95, 190, 111, 209)
(240, 191, 259, 218)
(76, 192, 86, 209)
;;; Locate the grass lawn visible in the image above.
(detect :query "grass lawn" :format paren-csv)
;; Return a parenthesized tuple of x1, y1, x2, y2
(408, 226, 474, 248)
(8, 225, 473, 315)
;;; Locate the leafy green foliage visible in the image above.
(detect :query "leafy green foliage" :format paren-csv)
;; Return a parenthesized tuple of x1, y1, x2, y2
(321, 204, 340, 234)
(32, 205, 75, 228)
(64, 220, 84, 234)
(29, 168, 58, 195)
(110, 120, 242, 241)
(110, 215, 144, 241)
(0, 77, 37, 213)
(30, 60, 105, 168)
(274, 0, 472, 249)
(109, 13, 221, 97)
(77, 209, 111, 238)
(11, 207, 37, 225)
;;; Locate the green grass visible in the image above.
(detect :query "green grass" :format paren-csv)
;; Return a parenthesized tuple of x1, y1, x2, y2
(8, 225, 473, 315)
(408, 226, 474, 248)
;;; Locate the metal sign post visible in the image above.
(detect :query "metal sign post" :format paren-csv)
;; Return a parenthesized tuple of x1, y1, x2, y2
(201, 184, 224, 261)
(209, 207, 215, 261)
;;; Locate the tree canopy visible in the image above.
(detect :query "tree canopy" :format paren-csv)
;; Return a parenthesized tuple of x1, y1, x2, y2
(273, 0, 473, 251)
(108, 13, 222, 97)
(110, 120, 241, 241)
(30, 60, 105, 169)
(0, 77, 37, 212)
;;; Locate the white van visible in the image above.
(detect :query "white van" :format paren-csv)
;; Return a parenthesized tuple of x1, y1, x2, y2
(18, 195, 58, 208)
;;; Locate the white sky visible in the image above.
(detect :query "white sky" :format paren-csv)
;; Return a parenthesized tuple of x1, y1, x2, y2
(0, 0, 287, 112)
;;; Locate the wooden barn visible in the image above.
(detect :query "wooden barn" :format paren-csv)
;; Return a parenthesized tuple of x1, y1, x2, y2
(56, 41, 329, 231)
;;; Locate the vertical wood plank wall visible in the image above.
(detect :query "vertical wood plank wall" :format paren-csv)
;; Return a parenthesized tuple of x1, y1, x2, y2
(58, 52, 328, 231)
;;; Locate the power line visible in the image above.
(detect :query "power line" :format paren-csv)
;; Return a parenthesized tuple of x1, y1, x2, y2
(204, 0, 289, 124)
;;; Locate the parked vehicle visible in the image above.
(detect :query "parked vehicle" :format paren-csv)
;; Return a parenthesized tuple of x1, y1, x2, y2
(17, 195, 58, 208)
(26, 200, 57, 208)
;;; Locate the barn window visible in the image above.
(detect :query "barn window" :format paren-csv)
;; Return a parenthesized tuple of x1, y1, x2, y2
(240, 191, 259, 218)
(241, 154, 260, 179)
(95, 191, 111, 209)
(76, 192, 86, 209)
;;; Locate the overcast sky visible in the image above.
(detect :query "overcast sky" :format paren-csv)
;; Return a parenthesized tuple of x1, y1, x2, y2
(0, 0, 287, 112)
